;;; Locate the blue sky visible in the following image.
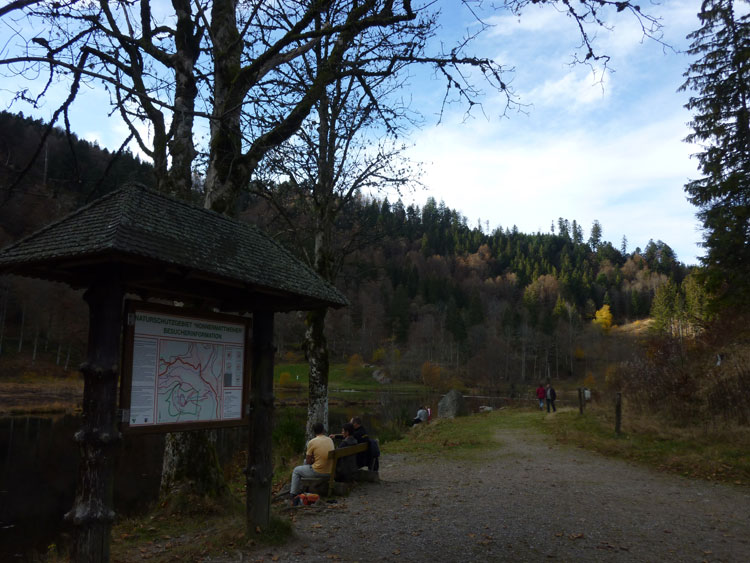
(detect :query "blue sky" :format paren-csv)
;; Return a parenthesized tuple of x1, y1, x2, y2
(397, 0, 705, 264)
(0, 1, 705, 264)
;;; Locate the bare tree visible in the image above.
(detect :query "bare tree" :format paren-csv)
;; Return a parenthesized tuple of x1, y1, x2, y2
(251, 13, 423, 436)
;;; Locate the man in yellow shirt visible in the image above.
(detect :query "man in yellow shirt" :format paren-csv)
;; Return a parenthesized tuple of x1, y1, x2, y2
(290, 422, 334, 497)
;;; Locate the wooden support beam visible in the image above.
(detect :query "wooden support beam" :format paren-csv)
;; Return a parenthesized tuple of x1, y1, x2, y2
(66, 274, 123, 563)
(246, 310, 275, 532)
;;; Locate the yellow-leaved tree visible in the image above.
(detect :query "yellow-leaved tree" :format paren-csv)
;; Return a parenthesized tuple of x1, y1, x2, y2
(593, 304, 613, 332)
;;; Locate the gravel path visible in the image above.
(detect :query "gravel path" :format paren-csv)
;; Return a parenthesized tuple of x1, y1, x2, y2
(237, 420, 750, 562)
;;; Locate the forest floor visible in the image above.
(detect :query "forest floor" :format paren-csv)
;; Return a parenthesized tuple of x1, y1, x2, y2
(110, 409, 750, 563)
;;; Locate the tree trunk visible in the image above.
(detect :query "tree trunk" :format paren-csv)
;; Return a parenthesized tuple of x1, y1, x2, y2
(305, 307, 329, 438)
(167, 0, 200, 200)
(65, 274, 123, 563)
(17, 300, 25, 353)
(160, 430, 227, 505)
(32, 324, 39, 363)
(0, 289, 7, 355)
(520, 323, 527, 382)
(203, 0, 247, 215)
(246, 310, 275, 531)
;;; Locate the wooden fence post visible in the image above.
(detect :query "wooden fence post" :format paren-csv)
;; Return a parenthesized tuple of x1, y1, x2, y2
(615, 392, 622, 435)
(578, 387, 584, 414)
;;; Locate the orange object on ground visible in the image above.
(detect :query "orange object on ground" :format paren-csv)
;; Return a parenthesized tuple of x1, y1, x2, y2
(293, 493, 320, 506)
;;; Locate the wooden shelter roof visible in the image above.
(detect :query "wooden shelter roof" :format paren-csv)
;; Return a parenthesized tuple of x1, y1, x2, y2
(0, 184, 348, 312)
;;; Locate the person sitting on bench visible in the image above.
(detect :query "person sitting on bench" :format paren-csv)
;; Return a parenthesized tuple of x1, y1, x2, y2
(412, 406, 428, 425)
(289, 422, 334, 499)
(335, 422, 359, 481)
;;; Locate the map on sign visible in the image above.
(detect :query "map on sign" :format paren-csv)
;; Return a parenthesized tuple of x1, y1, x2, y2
(127, 309, 246, 428)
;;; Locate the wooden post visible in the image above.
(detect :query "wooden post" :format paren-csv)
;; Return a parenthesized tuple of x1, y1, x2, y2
(247, 310, 275, 532)
(615, 392, 622, 435)
(578, 387, 584, 414)
(66, 275, 123, 563)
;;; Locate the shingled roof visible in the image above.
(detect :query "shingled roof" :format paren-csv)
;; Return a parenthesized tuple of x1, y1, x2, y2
(0, 184, 348, 312)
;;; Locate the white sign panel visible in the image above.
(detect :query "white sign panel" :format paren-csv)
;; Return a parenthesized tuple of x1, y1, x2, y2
(128, 310, 246, 428)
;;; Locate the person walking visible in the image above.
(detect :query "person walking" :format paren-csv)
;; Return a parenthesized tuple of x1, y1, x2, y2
(545, 383, 557, 413)
(536, 384, 545, 410)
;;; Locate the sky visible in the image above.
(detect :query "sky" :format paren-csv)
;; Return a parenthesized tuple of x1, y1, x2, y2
(0, 1, 706, 264)
(394, 0, 706, 265)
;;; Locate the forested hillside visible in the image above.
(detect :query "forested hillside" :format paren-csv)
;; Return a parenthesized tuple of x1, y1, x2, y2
(0, 112, 694, 388)
(0, 111, 154, 246)
(0, 111, 153, 371)
(243, 191, 694, 388)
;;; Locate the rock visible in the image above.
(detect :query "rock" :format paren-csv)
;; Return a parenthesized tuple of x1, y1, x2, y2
(372, 369, 391, 384)
(438, 389, 468, 418)
(478, 405, 493, 413)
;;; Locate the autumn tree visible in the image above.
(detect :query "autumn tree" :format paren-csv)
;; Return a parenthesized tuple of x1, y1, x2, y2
(681, 0, 750, 308)
(593, 304, 613, 332)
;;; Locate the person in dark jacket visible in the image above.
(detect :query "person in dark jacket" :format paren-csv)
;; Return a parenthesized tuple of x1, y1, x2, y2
(349, 417, 370, 468)
(545, 383, 557, 413)
(335, 423, 359, 481)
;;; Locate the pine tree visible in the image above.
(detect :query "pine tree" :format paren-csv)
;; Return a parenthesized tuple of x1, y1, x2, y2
(681, 0, 750, 306)
(588, 219, 603, 250)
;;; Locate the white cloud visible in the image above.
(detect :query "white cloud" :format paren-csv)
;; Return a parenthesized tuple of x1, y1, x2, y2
(400, 100, 702, 263)
(526, 69, 610, 109)
(485, 4, 567, 37)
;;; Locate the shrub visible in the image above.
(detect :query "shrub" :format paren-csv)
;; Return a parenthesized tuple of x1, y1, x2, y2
(273, 409, 306, 458)
(583, 372, 596, 389)
(345, 354, 367, 379)
(371, 347, 386, 364)
(283, 350, 303, 363)
(421, 361, 441, 389)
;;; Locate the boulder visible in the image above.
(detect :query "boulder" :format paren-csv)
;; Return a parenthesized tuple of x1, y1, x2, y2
(372, 369, 391, 384)
(438, 389, 468, 418)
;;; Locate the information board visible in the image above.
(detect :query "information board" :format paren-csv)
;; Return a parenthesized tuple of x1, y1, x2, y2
(121, 304, 249, 432)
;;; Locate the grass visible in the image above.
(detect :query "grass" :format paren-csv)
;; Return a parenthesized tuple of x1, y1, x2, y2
(382, 405, 750, 487)
(542, 403, 750, 486)
(107, 470, 294, 562)
(274, 362, 427, 395)
(383, 409, 533, 460)
(109, 505, 293, 562)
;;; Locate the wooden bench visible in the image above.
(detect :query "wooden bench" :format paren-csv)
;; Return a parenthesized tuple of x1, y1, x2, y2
(299, 442, 378, 496)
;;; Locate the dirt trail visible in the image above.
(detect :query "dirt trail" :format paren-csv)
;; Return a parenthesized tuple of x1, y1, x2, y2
(222, 420, 750, 562)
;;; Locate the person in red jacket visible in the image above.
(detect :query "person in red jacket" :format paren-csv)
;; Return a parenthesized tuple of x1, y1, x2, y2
(536, 384, 545, 410)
